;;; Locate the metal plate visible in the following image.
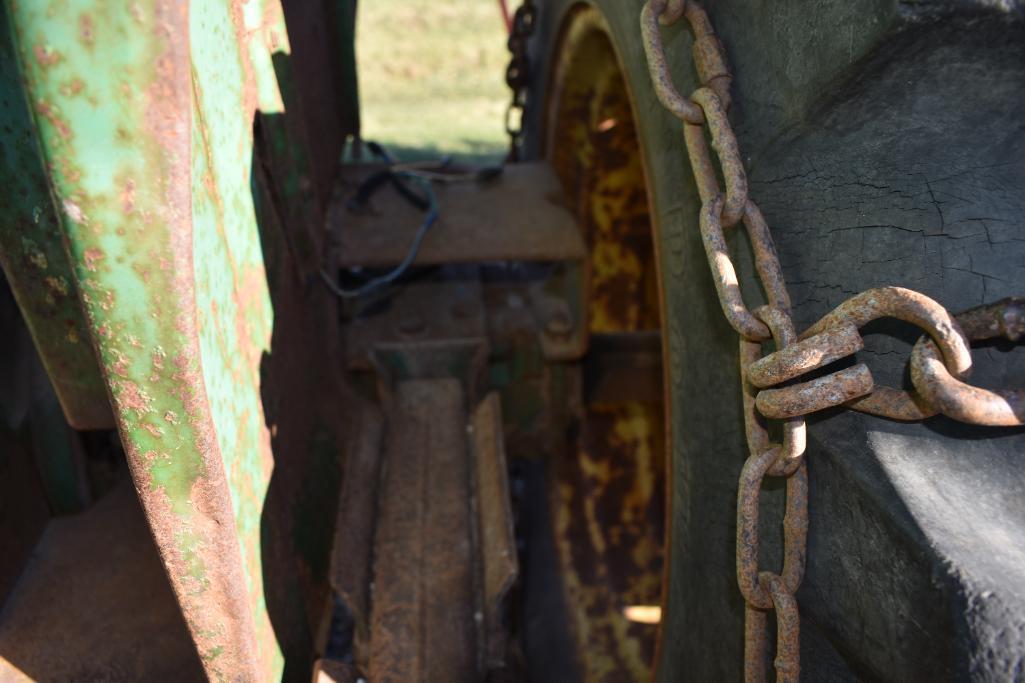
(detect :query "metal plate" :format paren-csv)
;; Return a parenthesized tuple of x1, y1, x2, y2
(334, 162, 586, 268)
(368, 378, 478, 682)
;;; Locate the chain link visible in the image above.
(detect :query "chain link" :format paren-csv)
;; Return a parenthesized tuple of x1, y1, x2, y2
(911, 297, 1025, 425)
(504, 0, 536, 161)
(640, 0, 1025, 678)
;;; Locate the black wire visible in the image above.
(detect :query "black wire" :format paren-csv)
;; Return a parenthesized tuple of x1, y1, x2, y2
(323, 142, 502, 300)
(321, 172, 439, 299)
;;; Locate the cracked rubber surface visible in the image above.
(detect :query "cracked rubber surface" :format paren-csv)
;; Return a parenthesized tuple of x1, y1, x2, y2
(527, 1, 1025, 680)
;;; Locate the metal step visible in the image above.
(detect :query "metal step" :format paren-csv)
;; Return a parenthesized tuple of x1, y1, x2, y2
(369, 378, 477, 681)
(326, 381, 517, 682)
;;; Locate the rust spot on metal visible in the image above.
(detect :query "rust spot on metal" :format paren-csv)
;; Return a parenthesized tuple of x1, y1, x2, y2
(957, 296, 1025, 343)
(83, 246, 104, 272)
(227, 0, 260, 121)
(684, 121, 719, 206)
(22, 238, 48, 270)
(742, 202, 791, 315)
(43, 275, 69, 296)
(552, 401, 665, 679)
(367, 380, 478, 682)
(471, 393, 519, 672)
(547, 11, 659, 336)
(58, 77, 85, 97)
(119, 380, 154, 415)
(752, 287, 993, 421)
(35, 100, 72, 140)
(142, 421, 164, 437)
(121, 178, 136, 214)
(544, 11, 667, 677)
(78, 14, 96, 49)
(32, 44, 62, 67)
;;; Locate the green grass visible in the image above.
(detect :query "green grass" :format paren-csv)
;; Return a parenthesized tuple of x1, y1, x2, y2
(355, 0, 510, 164)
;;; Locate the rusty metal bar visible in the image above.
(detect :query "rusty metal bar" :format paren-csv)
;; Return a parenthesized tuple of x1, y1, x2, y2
(756, 364, 874, 419)
(330, 403, 384, 663)
(747, 322, 864, 389)
(368, 379, 478, 682)
(471, 393, 519, 673)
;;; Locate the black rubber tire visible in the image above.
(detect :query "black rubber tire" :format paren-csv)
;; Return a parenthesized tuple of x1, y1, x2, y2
(526, 1, 1025, 680)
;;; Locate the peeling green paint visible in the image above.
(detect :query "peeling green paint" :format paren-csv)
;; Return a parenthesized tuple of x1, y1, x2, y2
(0, 0, 351, 678)
(0, 5, 111, 430)
(0, 0, 283, 679)
(189, 0, 284, 675)
(204, 645, 226, 663)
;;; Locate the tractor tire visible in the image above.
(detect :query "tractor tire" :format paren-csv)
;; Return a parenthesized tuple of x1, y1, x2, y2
(525, 1, 1025, 680)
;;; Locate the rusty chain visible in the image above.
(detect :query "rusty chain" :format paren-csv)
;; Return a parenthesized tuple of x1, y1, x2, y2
(504, 0, 536, 161)
(640, 0, 1025, 678)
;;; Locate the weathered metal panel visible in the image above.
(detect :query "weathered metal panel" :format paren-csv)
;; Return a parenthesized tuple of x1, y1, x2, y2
(329, 402, 383, 665)
(188, 0, 286, 676)
(334, 162, 586, 268)
(368, 378, 478, 682)
(541, 11, 667, 677)
(279, 0, 349, 209)
(0, 0, 299, 678)
(0, 6, 112, 430)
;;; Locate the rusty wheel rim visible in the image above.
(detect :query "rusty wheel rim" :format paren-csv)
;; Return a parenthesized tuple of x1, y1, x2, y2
(541, 6, 672, 679)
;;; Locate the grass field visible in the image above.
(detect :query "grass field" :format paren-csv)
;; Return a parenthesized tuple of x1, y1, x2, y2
(355, 0, 510, 164)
